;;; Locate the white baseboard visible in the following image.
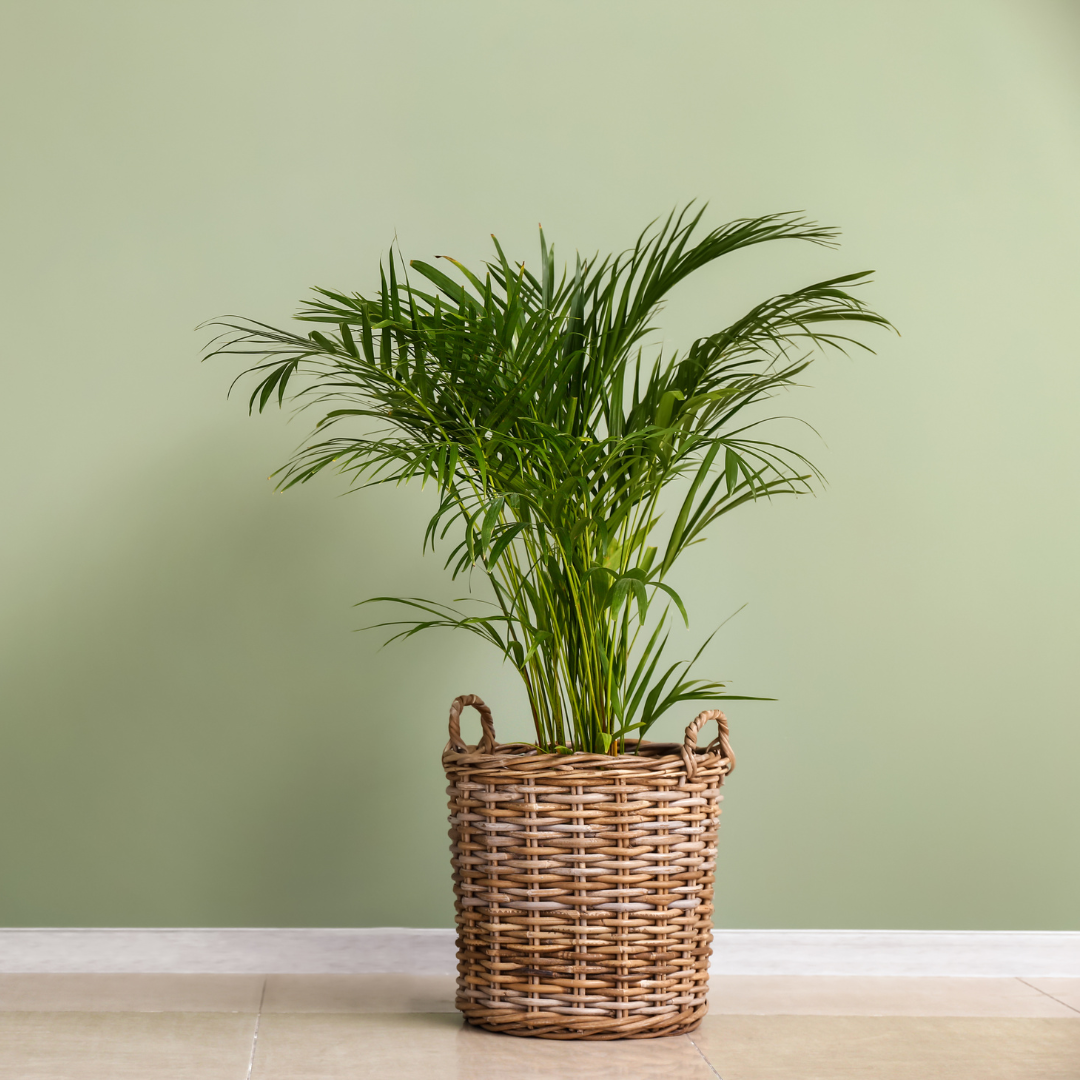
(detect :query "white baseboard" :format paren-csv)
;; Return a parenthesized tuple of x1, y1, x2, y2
(1, 928, 1077, 977)
(0, 929, 454, 977)
(708, 930, 1080, 977)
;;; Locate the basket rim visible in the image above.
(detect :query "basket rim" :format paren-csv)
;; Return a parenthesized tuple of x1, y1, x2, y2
(442, 737, 732, 777)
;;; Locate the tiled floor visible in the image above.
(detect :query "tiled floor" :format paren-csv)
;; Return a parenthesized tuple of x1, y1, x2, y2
(0, 974, 1076, 1079)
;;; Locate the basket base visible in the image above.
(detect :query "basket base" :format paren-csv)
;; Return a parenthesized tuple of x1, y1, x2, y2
(458, 1002, 707, 1040)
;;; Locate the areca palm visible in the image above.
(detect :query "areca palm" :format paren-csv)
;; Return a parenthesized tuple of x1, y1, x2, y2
(207, 205, 891, 754)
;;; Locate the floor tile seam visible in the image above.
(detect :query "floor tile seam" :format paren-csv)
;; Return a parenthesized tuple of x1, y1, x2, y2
(244, 978, 267, 1080)
(685, 1032, 723, 1078)
(1016, 977, 1080, 1016)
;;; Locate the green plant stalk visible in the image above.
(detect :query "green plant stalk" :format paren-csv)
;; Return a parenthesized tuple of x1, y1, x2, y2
(207, 205, 892, 754)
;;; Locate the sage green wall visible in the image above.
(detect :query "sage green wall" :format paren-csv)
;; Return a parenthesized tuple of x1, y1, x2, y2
(1, 1, 1078, 930)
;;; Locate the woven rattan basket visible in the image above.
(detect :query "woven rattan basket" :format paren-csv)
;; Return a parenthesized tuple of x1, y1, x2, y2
(442, 694, 735, 1040)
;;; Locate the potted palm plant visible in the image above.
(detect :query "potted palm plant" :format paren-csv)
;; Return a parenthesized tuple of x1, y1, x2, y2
(208, 206, 890, 1039)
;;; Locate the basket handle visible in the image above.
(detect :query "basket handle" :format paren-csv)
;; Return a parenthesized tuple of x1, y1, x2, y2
(448, 694, 498, 754)
(681, 709, 735, 778)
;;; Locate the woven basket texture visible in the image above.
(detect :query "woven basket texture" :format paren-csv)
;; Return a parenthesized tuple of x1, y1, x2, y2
(442, 695, 734, 1040)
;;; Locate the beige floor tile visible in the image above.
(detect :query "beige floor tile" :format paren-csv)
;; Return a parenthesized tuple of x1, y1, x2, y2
(251, 1012, 717, 1080)
(1025, 979, 1080, 1015)
(0, 974, 265, 1013)
(690, 1014, 1080, 1080)
(0, 1011, 257, 1079)
(262, 973, 456, 1014)
(707, 975, 1077, 1016)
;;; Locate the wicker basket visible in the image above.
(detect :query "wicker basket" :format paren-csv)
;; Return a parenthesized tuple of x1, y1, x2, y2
(442, 694, 734, 1040)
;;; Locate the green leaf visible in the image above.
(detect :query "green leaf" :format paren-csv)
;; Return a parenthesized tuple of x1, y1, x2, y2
(339, 322, 359, 358)
(610, 577, 631, 615)
(655, 389, 684, 429)
(309, 330, 336, 353)
(652, 582, 688, 626)
(725, 447, 739, 495)
(485, 521, 525, 568)
(480, 497, 505, 552)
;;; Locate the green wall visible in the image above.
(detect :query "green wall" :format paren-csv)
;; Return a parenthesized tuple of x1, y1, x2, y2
(2, 1, 1078, 930)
